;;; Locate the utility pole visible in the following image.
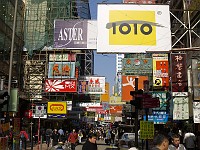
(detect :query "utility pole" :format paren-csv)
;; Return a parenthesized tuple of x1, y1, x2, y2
(130, 78, 139, 148)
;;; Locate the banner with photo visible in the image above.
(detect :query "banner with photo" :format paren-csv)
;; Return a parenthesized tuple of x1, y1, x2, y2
(48, 62, 75, 78)
(171, 53, 188, 92)
(193, 102, 200, 123)
(152, 54, 169, 88)
(173, 97, 189, 120)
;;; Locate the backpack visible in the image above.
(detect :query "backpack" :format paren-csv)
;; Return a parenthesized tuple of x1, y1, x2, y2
(20, 133, 25, 139)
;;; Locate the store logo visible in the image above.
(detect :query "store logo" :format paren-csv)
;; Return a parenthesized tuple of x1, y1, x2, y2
(107, 10, 164, 46)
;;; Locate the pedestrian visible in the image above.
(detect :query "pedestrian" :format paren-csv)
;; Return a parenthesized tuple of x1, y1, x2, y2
(78, 130, 83, 143)
(46, 128, 52, 147)
(152, 134, 169, 150)
(168, 134, 186, 150)
(52, 129, 60, 146)
(82, 133, 97, 150)
(20, 128, 29, 150)
(183, 129, 196, 150)
(68, 129, 78, 150)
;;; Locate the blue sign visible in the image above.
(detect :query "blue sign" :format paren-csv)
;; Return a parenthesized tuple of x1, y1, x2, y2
(144, 111, 168, 124)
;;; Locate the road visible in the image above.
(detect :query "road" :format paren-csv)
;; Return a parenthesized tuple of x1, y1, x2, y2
(28, 139, 119, 150)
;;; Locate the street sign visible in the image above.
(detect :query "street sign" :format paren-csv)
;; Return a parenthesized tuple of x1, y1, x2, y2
(35, 106, 44, 117)
(142, 97, 160, 108)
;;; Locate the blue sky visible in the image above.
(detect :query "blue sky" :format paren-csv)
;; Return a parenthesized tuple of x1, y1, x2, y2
(89, 0, 122, 94)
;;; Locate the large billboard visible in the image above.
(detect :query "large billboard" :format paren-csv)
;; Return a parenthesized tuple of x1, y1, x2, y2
(45, 79, 77, 92)
(97, 4, 171, 53)
(122, 75, 148, 101)
(54, 20, 97, 49)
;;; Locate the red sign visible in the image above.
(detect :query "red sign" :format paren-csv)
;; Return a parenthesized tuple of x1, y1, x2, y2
(142, 97, 160, 108)
(45, 79, 77, 92)
(24, 110, 33, 118)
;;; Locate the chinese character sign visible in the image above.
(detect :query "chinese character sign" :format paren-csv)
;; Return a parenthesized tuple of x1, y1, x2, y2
(193, 102, 200, 123)
(171, 53, 188, 92)
(173, 97, 189, 120)
(153, 54, 169, 88)
(140, 121, 154, 140)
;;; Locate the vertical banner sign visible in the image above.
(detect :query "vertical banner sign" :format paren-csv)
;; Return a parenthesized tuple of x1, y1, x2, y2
(171, 53, 188, 92)
(193, 102, 200, 123)
(140, 121, 154, 140)
(173, 97, 189, 120)
(152, 54, 169, 88)
(191, 59, 200, 100)
(101, 82, 110, 102)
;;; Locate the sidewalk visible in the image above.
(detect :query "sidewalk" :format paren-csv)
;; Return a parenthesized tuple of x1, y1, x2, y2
(27, 142, 49, 150)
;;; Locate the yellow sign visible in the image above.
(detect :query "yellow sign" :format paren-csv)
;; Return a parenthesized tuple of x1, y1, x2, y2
(47, 102, 67, 114)
(140, 121, 154, 139)
(109, 10, 156, 46)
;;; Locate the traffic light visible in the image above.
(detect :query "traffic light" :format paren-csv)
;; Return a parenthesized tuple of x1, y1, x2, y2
(0, 90, 8, 109)
(130, 89, 144, 109)
(130, 97, 143, 109)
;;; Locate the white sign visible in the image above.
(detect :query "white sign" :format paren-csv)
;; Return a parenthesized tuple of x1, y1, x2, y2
(173, 97, 189, 120)
(35, 106, 45, 117)
(193, 102, 200, 123)
(172, 92, 188, 97)
(97, 4, 171, 53)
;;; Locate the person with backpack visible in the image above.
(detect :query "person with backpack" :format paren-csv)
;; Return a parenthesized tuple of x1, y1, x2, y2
(20, 128, 29, 150)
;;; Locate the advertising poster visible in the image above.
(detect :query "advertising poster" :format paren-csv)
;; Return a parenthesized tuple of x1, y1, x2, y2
(122, 75, 148, 101)
(192, 59, 200, 100)
(97, 4, 171, 53)
(47, 102, 67, 114)
(86, 76, 106, 94)
(49, 53, 76, 61)
(152, 54, 169, 88)
(173, 97, 189, 120)
(54, 20, 97, 49)
(171, 53, 188, 92)
(193, 102, 200, 123)
(122, 58, 152, 74)
(48, 62, 75, 78)
(45, 79, 77, 92)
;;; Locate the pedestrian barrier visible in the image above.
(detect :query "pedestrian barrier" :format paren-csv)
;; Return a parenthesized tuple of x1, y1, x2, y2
(0, 137, 8, 150)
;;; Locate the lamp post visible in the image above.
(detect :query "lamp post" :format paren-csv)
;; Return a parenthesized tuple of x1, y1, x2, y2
(7, 0, 18, 122)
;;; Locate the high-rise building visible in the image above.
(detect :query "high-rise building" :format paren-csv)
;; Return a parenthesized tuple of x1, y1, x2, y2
(116, 54, 124, 75)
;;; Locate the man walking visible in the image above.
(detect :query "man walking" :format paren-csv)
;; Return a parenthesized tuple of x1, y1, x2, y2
(68, 129, 78, 150)
(82, 133, 97, 150)
(168, 134, 186, 150)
